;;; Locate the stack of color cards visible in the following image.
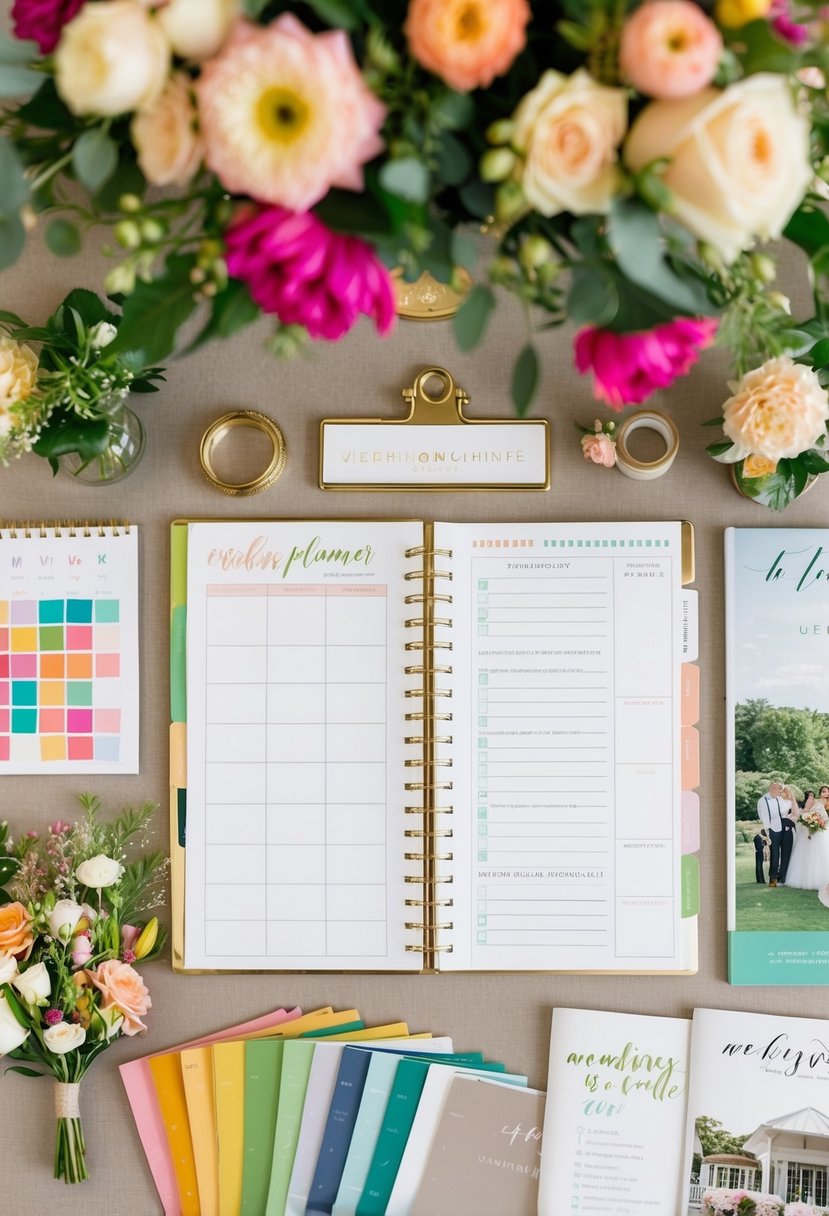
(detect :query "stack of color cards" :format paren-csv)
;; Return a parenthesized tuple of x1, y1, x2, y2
(121, 1005, 545, 1216)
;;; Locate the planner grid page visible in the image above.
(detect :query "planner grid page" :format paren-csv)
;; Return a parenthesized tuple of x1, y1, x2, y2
(184, 520, 423, 970)
(438, 522, 685, 971)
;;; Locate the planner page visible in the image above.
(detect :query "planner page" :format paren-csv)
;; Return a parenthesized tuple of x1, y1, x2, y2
(183, 520, 424, 970)
(538, 1008, 690, 1216)
(437, 521, 687, 971)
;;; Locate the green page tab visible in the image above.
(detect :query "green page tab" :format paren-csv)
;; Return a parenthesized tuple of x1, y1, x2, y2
(266, 1041, 316, 1216)
(356, 1059, 428, 1216)
(241, 1040, 284, 1216)
(681, 853, 700, 918)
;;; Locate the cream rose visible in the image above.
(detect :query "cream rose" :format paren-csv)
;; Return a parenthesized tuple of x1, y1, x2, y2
(0, 993, 29, 1056)
(0, 952, 18, 985)
(718, 357, 829, 462)
(48, 899, 84, 941)
(55, 0, 171, 117)
(75, 855, 123, 889)
(12, 962, 51, 1006)
(131, 73, 203, 188)
(43, 1022, 87, 1054)
(625, 74, 812, 264)
(511, 69, 628, 217)
(159, 0, 239, 61)
(0, 337, 38, 438)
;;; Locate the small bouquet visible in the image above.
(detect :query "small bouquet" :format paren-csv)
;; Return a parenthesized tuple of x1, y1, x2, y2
(0, 288, 164, 473)
(0, 796, 166, 1183)
(799, 806, 828, 837)
(703, 1190, 783, 1216)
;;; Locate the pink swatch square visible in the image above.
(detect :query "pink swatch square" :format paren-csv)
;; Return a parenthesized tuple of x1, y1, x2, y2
(68, 736, 93, 761)
(94, 709, 121, 733)
(67, 709, 93, 733)
(0, 709, 8, 732)
(0, 684, 8, 707)
(66, 626, 93, 651)
(39, 709, 64, 733)
(11, 654, 36, 678)
(95, 653, 120, 678)
(0, 737, 8, 762)
(0, 628, 9, 650)
(94, 624, 120, 651)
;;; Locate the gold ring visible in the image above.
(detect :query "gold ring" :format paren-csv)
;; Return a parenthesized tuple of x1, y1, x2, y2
(199, 410, 286, 496)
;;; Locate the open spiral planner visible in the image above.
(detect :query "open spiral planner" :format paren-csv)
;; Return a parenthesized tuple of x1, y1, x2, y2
(170, 519, 699, 973)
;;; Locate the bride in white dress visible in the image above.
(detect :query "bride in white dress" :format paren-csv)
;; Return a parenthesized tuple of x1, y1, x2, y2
(786, 786, 829, 890)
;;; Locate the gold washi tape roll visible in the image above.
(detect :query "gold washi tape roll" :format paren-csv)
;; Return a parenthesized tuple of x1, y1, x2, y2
(615, 410, 679, 481)
(199, 409, 286, 496)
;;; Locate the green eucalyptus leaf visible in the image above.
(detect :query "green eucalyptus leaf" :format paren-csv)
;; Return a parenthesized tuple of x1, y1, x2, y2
(304, 0, 363, 29)
(511, 343, 539, 418)
(459, 179, 495, 220)
(0, 137, 30, 211)
(314, 188, 394, 238)
(567, 263, 619, 328)
(108, 256, 198, 364)
(452, 284, 495, 352)
(450, 232, 477, 273)
(607, 199, 715, 315)
(707, 440, 736, 458)
(0, 62, 40, 97)
(15, 78, 75, 131)
(433, 90, 475, 131)
(0, 213, 26, 272)
(378, 157, 430, 204)
(435, 132, 472, 187)
(45, 218, 82, 258)
(808, 337, 829, 369)
(72, 127, 118, 193)
(0, 38, 38, 64)
(0, 857, 18, 883)
(95, 155, 146, 212)
(33, 414, 111, 461)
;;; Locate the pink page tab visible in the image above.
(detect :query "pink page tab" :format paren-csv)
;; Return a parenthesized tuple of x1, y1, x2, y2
(120, 1006, 301, 1215)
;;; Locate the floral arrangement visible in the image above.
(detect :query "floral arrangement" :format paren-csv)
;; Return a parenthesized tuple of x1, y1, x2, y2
(0, 288, 164, 472)
(577, 417, 618, 467)
(702, 1191, 784, 1216)
(0, 0, 827, 431)
(799, 805, 828, 835)
(0, 796, 166, 1183)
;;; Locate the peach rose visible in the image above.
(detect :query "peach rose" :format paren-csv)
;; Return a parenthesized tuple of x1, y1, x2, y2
(619, 1, 723, 100)
(625, 74, 812, 264)
(87, 959, 151, 1036)
(718, 357, 829, 463)
(404, 0, 530, 93)
(581, 432, 617, 467)
(0, 337, 38, 437)
(0, 902, 34, 960)
(742, 454, 778, 478)
(512, 69, 628, 217)
(132, 73, 203, 187)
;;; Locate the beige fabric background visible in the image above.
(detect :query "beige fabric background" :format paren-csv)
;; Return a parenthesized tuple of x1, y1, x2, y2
(2, 13, 828, 1204)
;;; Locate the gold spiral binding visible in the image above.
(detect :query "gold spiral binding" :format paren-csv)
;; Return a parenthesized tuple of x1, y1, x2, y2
(1, 520, 131, 538)
(403, 525, 454, 973)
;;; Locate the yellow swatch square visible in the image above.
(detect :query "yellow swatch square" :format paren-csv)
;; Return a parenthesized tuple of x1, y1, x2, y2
(40, 682, 65, 707)
(41, 736, 67, 762)
(11, 627, 36, 652)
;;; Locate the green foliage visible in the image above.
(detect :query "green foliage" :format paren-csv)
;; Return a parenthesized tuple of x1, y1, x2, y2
(108, 254, 198, 364)
(378, 157, 430, 204)
(695, 1115, 753, 1160)
(733, 699, 829, 817)
(730, 456, 815, 511)
(452, 284, 495, 352)
(72, 127, 118, 193)
(511, 343, 539, 417)
(45, 218, 81, 258)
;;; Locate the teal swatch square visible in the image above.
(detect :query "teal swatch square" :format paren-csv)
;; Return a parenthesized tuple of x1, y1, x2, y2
(68, 682, 93, 707)
(95, 600, 119, 623)
(39, 600, 63, 624)
(12, 681, 37, 706)
(67, 600, 92, 623)
(39, 626, 64, 651)
(12, 708, 36, 733)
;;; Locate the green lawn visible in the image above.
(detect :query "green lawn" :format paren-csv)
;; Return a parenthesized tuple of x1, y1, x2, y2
(735, 842, 829, 932)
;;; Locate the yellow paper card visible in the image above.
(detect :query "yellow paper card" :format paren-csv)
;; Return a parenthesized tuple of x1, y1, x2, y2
(148, 1053, 201, 1216)
(213, 1041, 246, 1216)
(180, 1047, 219, 1216)
(243, 1008, 360, 1042)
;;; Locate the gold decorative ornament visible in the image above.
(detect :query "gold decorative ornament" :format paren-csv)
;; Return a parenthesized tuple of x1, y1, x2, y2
(199, 409, 286, 496)
(393, 270, 472, 320)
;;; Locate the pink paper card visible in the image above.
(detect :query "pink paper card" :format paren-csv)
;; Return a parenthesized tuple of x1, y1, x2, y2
(119, 1006, 301, 1215)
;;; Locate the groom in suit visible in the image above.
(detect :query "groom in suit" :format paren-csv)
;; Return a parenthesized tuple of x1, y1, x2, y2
(757, 782, 796, 887)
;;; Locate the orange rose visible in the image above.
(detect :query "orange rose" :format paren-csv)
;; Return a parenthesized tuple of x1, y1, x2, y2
(405, 0, 531, 93)
(742, 454, 778, 478)
(87, 959, 151, 1036)
(0, 902, 34, 960)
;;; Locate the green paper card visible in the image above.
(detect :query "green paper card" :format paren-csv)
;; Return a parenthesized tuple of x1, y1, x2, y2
(266, 1040, 316, 1216)
(356, 1059, 429, 1216)
(241, 1040, 284, 1216)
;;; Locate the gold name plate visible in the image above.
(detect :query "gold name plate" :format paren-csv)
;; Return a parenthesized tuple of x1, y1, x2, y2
(320, 367, 550, 492)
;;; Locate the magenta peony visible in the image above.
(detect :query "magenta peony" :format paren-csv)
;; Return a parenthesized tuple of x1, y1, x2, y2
(12, 0, 85, 53)
(574, 317, 718, 409)
(770, 0, 811, 44)
(225, 206, 396, 341)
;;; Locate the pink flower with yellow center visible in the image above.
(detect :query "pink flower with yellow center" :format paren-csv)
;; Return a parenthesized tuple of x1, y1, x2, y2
(196, 15, 386, 212)
(405, 0, 531, 93)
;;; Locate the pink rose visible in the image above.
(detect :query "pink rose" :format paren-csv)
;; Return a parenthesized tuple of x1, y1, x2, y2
(581, 432, 617, 467)
(87, 959, 151, 1036)
(70, 934, 93, 969)
(620, 1, 723, 99)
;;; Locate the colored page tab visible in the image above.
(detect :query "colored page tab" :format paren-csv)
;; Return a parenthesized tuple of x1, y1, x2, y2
(213, 1041, 246, 1216)
(357, 1059, 429, 1216)
(681, 725, 700, 789)
(681, 853, 700, 918)
(242, 1040, 284, 1216)
(306, 1048, 373, 1216)
(180, 1047, 219, 1216)
(148, 1053, 200, 1216)
(266, 1041, 316, 1216)
(681, 663, 699, 727)
(318, 1023, 409, 1042)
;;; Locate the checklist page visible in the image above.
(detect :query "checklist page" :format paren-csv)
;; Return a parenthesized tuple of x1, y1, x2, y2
(437, 522, 685, 972)
(184, 520, 423, 970)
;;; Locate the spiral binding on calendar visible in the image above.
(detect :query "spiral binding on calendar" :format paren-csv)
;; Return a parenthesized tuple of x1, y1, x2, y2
(403, 534, 454, 969)
(0, 520, 131, 538)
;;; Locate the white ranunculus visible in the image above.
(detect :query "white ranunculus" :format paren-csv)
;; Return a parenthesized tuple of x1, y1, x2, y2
(158, 0, 239, 61)
(55, 0, 171, 117)
(75, 855, 124, 889)
(43, 1022, 86, 1055)
(0, 952, 18, 985)
(12, 962, 51, 1006)
(0, 992, 29, 1056)
(625, 73, 812, 265)
(48, 900, 84, 941)
(511, 69, 628, 218)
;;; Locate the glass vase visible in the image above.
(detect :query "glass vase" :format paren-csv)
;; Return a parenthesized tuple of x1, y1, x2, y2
(61, 400, 146, 486)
